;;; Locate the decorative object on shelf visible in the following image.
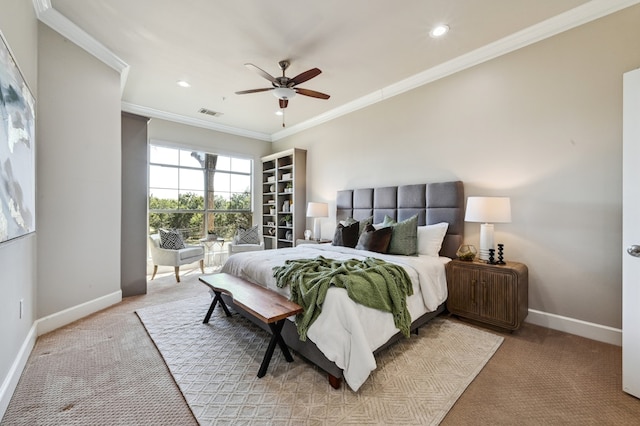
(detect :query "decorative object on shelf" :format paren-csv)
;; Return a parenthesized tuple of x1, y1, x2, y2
(267, 228, 275, 236)
(269, 207, 275, 215)
(285, 230, 293, 240)
(269, 184, 275, 193)
(496, 243, 505, 265)
(267, 221, 275, 226)
(487, 248, 496, 265)
(282, 200, 290, 212)
(304, 229, 312, 240)
(282, 173, 292, 180)
(306, 202, 329, 240)
(464, 196, 511, 261)
(267, 176, 275, 183)
(456, 244, 477, 261)
(281, 215, 292, 227)
(285, 182, 293, 193)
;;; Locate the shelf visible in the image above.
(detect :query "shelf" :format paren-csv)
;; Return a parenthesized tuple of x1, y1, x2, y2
(261, 148, 306, 250)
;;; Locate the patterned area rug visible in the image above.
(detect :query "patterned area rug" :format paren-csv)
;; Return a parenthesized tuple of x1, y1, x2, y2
(136, 295, 503, 425)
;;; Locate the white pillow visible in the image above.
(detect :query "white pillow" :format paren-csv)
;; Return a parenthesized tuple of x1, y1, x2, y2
(417, 222, 449, 257)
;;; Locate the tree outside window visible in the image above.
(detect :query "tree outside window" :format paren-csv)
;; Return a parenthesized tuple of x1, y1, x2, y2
(148, 145, 252, 243)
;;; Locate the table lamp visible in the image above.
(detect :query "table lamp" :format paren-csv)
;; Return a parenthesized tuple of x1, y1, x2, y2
(306, 202, 328, 241)
(464, 196, 511, 261)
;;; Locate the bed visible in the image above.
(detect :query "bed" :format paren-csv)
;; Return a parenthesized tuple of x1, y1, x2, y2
(220, 181, 464, 390)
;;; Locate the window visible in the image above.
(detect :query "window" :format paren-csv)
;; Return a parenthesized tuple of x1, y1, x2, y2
(148, 145, 252, 243)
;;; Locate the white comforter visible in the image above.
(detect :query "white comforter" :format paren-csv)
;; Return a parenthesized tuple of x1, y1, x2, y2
(221, 243, 449, 391)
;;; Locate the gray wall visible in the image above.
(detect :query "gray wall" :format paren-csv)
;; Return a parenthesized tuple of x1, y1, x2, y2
(121, 112, 149, 297)
(273, 5, 640, 330)
(0, 0, 38, 411)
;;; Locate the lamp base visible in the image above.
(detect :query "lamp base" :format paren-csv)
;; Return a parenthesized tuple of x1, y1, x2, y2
(478, 223, 494, 261)
(313, 218, 321, 241)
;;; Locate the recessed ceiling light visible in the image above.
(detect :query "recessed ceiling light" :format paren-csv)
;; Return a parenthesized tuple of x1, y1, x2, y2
(429, 24, 449, 38)
(177, 80, 191, 88)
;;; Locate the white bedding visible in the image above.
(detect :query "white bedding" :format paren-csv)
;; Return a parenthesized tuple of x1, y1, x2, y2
(221, 243, 449, 391)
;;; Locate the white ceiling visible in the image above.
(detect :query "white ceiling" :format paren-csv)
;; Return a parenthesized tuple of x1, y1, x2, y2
(42, 0, 634, 141)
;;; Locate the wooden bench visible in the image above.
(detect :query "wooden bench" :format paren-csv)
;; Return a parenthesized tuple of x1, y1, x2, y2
(199, 273, 303, 378)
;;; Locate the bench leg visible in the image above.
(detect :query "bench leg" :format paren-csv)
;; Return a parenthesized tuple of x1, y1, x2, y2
(202, 291, 232, 323)
(257, 319, 294, 378)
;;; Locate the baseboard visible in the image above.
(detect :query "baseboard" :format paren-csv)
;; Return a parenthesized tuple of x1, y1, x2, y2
(526, 309, 622, 346)
(36, 290, 122, 336)
(0, 323, 37, 419)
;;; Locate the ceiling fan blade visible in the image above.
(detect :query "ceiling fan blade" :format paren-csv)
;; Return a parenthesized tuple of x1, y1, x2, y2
(295, 88, 330, 100)
(289, 68, 321, 86)
(279, 98, 289, 109)
(245, 63, 277, 84)
(235, 88, 273, 95)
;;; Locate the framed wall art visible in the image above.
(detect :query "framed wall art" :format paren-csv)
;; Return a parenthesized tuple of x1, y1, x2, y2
(0, 30, 36, 243)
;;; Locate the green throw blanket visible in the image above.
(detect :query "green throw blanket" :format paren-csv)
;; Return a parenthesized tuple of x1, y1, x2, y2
(272, 256, 413, 341)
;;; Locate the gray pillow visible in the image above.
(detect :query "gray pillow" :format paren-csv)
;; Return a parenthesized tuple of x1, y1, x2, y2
(382, 214, 418, 256)
(342, 216, 373, 237)
(332, 222, 359, 248)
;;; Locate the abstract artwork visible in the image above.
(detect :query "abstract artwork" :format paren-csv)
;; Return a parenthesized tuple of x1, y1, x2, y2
(0, 31, 35, 243)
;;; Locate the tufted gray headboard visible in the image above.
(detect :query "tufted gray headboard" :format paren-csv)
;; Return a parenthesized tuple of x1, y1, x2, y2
(336, 181, 464, 259)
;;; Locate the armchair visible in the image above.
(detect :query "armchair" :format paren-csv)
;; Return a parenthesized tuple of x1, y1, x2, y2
(227, 225, 265, 255)
(149, 234, 204, 282)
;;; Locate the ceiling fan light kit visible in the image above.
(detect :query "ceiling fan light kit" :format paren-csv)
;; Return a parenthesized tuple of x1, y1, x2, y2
(235, 59, 330, 111)
(272, 87, 296, 100)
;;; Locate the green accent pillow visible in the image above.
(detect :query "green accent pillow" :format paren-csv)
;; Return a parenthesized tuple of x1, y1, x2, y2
(383, 214, 418, 256)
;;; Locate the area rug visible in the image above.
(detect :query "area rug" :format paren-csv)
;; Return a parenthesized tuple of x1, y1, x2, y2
(136, 295, 503, 425)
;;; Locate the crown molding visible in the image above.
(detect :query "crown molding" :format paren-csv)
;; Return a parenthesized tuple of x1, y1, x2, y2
(272, 0, 640, 141)
(32, 0, 129, 93)
(121, 102, 272, 142)
(33, 0, 640, 142)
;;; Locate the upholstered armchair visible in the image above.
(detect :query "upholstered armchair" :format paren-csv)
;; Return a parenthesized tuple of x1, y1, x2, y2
(148, 234, 204, 282)
(227, 225, 265, 255)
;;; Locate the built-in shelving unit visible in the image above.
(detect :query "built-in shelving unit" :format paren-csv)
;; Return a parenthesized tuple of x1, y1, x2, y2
(261, 148, 306, 249)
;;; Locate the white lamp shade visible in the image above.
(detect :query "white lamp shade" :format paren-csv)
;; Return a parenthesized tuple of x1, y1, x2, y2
(306, 202, 328, 218)
(464, 197, 511, 223)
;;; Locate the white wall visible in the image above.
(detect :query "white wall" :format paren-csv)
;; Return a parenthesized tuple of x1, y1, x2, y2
(37, 24, 122, 318)
(0, 0, 38, 417)
(274, 6, 640, 334)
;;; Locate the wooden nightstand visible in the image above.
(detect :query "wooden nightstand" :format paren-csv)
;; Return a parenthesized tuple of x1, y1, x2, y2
(296, 238, 332, 246)
(446, 259, 528, 331)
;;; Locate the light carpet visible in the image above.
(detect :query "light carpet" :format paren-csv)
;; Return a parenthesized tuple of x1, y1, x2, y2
(136, 295, 503, 426)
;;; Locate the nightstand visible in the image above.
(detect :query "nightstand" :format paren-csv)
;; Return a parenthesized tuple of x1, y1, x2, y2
(296, 239, 332, 246)
(445, 259, 528, 331)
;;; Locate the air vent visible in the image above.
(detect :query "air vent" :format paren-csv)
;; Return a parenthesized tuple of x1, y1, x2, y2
(198, 108, 223, 117)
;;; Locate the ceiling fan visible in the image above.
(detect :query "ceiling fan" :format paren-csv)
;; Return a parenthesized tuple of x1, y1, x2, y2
(235, 60, 330, 110)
